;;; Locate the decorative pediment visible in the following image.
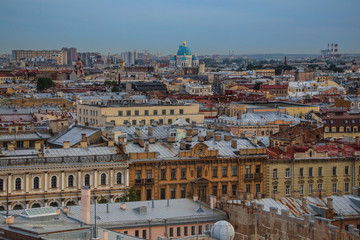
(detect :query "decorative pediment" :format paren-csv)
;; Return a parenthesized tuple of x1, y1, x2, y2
(272, 181, 278, 185)
(298, 180, 305, 184)
(331, 178, 338, 182)
(344, 178, 351, 182)
(191, 177, 210, 184)
(284, 180, 291, 185)
(179, 143, 219, 158)
(308, 180, 314, 184)
(317, 179, 323, 183)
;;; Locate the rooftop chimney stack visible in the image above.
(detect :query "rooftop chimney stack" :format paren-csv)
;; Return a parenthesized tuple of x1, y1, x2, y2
(81, 187, 91, 224)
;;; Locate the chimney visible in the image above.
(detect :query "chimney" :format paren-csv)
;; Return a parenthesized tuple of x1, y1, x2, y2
(138, 138, 145, 147)
(186, 136, 192, 142)
(108, 139, 114, 147)
(271, 191, 280, 201)
(327, 197, 333, 210)
(120, 202, 126, 210)
(35, 141, 41, 150)
(224, 135, 232, 141)
(214, 133, 221, 141)
(22, 125, 26, 132)
(81, 187, 91, 224)
(352, 187, 359, 196)
(15, 125, 19, 133)
(7, 142, 15, 151)
(81, 133, 87, 141)
(145, 143, 149, 152)
(167, 136, 176, 143)
(4, 216, 14, 225)
(8, 126, 12, 133)
(292, 190, 300, 199)
(301, 198, 307, 210)
(118, 136, 125, 143)
(148, 127, 153, 137)
(231, 140, 237, 149)
(186, 128, 192, 137)
(198, 136, 205, 142)
(193, 196, 198, 202)
(103, 230, 108, 240)
(356, 136, 360, 146)
(206, 131, 214, 140)
(30, 123, 34, 131)
(56, 208, 61, 215)
(149, 137, 156, 144)
(63, 141, 70, 149)
(80, 140, 88, 148)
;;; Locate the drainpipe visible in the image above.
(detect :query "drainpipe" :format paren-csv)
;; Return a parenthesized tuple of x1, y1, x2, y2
(291, 158, 294, 195)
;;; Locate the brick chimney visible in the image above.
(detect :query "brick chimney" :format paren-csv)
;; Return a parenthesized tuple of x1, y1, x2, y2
(35, 141, 41, 150)
(214, 133, 221, 141)
(118, 136, 125, 143)
(81, 187, 91, 224)
(186, 136, 192, 142)
(231, 140, 237, 149)
(145, 143, 149, 152)
(198, 136, 205, 142)
(224, 135, 232, 141)
(120, 202, 126, 210)
(7, 142, 15, 151)
(148, 127, 153, 137)
(209, 195, 217, 209)
(30, 123, 34, 131)
(8, 126, 12, 134)
(327, 197, 333, 210)
(206, 131, 214, 140)
(22, 125, 26, 132)
(108, 139, 114, 147)
(63, 141, 70, 149)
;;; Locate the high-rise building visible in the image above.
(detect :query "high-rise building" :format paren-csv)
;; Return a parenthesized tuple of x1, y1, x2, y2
(121, 51, 138, 66)
(12, 50, 65, 65)
(68, 47, 77, 64)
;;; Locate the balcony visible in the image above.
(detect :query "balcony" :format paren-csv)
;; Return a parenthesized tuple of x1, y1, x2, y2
(244, 173, 263, 181)
(145, 178, 154, 185)
(254, 173, 263, 180)
(135, 179, 143, 185)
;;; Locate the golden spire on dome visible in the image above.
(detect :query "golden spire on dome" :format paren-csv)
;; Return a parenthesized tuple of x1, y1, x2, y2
(183, 41, 187, 46)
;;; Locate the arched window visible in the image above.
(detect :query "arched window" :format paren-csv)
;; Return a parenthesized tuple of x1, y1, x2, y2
(51, 176, 57, 188)
(354, 127, 358, 132)
(101, 173, 106, 186)
(116, 172, 122, 184)
(84, 174, 90, 187)
(50, 202, 58, 207)
(33, 177, 39, 189)
(331, 127, 337, 133)
(13, 204, 23, 210)
(68, 175, 74, 187)
(346, 127, 351, 132)
(32, 203, 41, 208)
(15, 178, 21, 190)
(324, 127, 329, 133)
(0, 179, 3, 191)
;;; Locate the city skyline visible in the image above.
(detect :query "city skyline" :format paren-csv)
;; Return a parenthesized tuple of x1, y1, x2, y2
(1, 0, 360, 55)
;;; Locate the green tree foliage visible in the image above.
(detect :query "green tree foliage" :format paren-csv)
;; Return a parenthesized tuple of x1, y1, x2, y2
(254, 82, 263, 90)
(111, 86, 120, 92)
(36, 77, 55, 91)
(118, 186, 140, 202)
(327, 64, 344, 73)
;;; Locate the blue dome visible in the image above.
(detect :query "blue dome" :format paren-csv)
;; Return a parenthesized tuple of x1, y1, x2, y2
(170, 56, 176, 60)
(182, 56, 187, 60)
(192, 56, 198, 60)
(177, 41, 192, 56)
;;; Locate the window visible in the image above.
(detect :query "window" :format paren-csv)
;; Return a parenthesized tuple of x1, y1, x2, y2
(177, 227, 181, 236)
(101, 173, 106, 185)
(84, 174, 90, 186)
(273, 185, 278, 192)
(332, 127, 336, 132)
(222, 185, 227, 195)
(197, 167, 202, 178)
(232, 166, 237, 176)
(162, 109, 166, 115)
(256, 165, 261, 174)
(136, 170, 141, 180)
(68, 175, 74, 187)
(184, 226, 188, 236)
(309, 167, 313, 177)
(181, 188, 186, 198)
(126, 110, 131, 116)
(345, 166, 349, 175)
(256, 184, 261, 193)
(33, 177, 40, 189)
(213, 185, 217, 196)
(185, 118, 190, 123)
(135, 110, 139, 116)
(333, 166, 337, 176)
(159, 119, 163, 124)
(245, 166, 251, 177)
(15, 178, 21, 190)
(191, 226, 195, 235)
(153, 110, 158, 115)
(300, 168, 304, 177)
(246, 184, 250, 193)
(300, 185, 304, 195)
(332, 183, 337, 193)
(212, 167, 218, 177)
(118, 111, 123, 116)
(117, 172, 122, 184)
(285, 185, 290, 195)
(146, 170, 152, 179)
(285, 168, 290, 178)
(318, 167, 323, 177)
(171, 169, 176, 180)
(160, 188, 166, 199)
(345, 120, 349, 124)
(345, 183, 350, 193)
(181, 168, 186, 179)
(132, 120, 137, 125)
(146, 189, 152, 200)
(142, 230, 147, 239)
(222, 166, 228, 177)
(144, 110, 149, 116)
(0, 179, 3, 192)
(232, 184, 237, 196)
(170, 188, 175, 199)
(308, 184, 313, 195)
(273, 169, 278, 178)
(318, 184, 323, 190)
(29, 141, 35, 148)
(199, 225, 202, 234)
(180, 109, 184, 114)
(17, 141, 23, 148)
(170, 109, 174, 115)
(167, 119, 172, 124)
(161, 169, 166, 180)
(135, 230, 139, 237)
(50, 176, 57, 188)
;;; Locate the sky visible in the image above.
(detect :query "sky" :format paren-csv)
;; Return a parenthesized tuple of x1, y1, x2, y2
(0, 0, 359, 55)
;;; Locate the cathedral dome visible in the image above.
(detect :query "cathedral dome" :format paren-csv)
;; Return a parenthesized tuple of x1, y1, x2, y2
(177, 41, 192, 56)
(192, 55, 198, 60)
(170, 56, 176, 60)
(181, 56, 187, 61)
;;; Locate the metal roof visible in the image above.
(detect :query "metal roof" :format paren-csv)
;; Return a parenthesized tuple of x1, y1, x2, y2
(47, 125, 100, 147)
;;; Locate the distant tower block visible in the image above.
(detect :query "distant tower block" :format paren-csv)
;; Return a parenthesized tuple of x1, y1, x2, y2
(335, 43, 338, 53)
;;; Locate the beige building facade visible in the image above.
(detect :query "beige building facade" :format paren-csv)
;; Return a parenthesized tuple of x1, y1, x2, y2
(77, 103, 204, 127)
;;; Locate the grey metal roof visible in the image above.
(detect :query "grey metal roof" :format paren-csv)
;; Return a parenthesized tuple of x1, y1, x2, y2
(67, 199, 227, 227)
(0, 132, 52, 141)
(47, 125, 100, 147)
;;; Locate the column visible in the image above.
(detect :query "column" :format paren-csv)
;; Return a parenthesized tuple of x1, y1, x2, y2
(125, 169, 129, 187)
(110, 169, 113, 188)
(61, 171, 65, 191)
(44, 172, 48, 192)
(94, 170, 98, 189)
(7, 175, 12, 194)
(25, 173, 29, 193)
(78, 171, 81, 189)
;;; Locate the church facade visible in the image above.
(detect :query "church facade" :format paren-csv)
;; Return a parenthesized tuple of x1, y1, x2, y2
(170, 41, 199, 68)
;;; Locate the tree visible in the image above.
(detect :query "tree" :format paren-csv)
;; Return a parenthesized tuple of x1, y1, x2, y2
(111, 86, 120, 92)
(36, 77, 55, 91)
(118, 186, 140, 202)
(254, 82, 263, 90)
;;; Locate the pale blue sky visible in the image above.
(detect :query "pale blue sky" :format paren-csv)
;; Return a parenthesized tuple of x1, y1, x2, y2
(0, 0, 359, 55)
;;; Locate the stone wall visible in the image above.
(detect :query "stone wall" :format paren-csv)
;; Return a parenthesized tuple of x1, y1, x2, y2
(224, 202, 360, 240)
